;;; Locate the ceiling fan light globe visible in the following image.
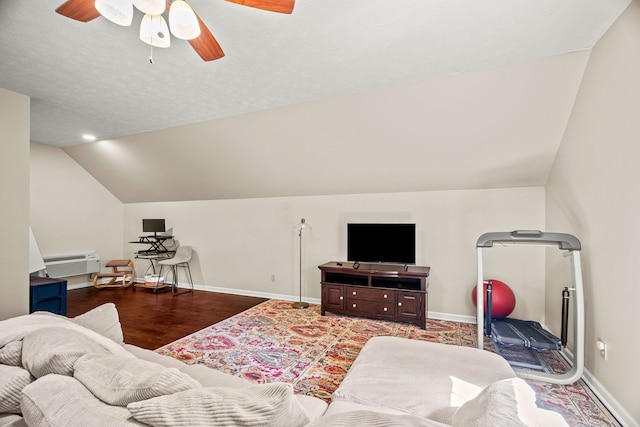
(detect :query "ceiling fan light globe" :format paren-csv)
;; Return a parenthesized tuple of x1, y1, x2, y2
(132, 0, 166, 15)
(169, 1, 200, 40)
(139, 14, 171, 48)
(95, 0, 133, 26)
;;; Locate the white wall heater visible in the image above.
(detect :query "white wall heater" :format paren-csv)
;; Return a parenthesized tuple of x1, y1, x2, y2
(43, 252, 101, 278)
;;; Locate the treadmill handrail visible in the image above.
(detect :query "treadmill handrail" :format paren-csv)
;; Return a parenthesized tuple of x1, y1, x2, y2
(476, 230, 581, 251)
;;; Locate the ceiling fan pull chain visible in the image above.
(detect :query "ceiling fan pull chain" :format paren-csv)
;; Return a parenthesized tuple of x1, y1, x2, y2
(149, 43, 154, 64)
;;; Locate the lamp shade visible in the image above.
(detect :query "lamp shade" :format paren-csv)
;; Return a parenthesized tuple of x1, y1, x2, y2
(140, 14, 171, 48)
(169, 1, 201, 40)
(29, 227, 46, 274)
(132, 0, 166, 15)
(95, 0, 133, 26)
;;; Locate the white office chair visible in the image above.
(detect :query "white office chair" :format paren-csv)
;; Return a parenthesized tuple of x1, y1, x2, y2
(157, 245, 194, 295)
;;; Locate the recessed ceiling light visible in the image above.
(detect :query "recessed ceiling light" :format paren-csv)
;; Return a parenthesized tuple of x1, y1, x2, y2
(82, 134, 97, 142)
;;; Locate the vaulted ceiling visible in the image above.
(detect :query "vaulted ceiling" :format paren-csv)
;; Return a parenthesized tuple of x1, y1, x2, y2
(0, 0, 630, 202)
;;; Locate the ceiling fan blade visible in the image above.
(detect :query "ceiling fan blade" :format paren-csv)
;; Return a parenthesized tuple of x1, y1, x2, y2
(55, 0, 101, 22)
(226, 0, 294, 14)
(188, 11, 225, 61)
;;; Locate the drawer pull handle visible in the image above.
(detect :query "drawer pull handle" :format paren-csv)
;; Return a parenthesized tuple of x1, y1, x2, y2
(352, 291, 357, 295)
(340, 296, 343, 300)
(398, 302, 402, 307)
(383, 307, 388, 312)
(352, 304, 357, 308)
(383, 294, 388, 299)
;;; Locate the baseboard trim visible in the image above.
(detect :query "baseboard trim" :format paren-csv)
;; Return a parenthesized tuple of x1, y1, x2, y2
(556, 348, 635, 426)
(581, 367, 637, 426)
(192, 283, 321, 306)
(67, 282, 93, 290)
(191, 286, 478, 323)
(428, 311, 476, 324)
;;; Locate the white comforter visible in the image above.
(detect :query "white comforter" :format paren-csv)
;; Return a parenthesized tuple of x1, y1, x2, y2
(0, 308, 311, 427)
(0, 312, 131, 359)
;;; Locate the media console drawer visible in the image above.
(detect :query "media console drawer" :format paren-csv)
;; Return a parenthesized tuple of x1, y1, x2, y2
(345, 286, 394, 302)
(319, 262, 430, 329)
(347, 299, 396, 319)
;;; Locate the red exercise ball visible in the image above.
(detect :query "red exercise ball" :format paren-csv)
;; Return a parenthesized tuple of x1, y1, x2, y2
(471, 279, 516, 319)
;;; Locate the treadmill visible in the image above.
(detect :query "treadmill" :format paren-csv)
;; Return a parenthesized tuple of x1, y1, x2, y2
(476, 230, 585, 384)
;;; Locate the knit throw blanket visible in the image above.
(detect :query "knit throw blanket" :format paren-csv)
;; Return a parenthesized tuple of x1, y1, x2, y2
(127, 383, 310, 427)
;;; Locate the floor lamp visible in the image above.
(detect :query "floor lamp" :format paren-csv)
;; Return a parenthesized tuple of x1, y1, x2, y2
(292, 218, 310, 309)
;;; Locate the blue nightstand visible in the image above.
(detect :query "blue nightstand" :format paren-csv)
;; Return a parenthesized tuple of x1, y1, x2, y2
(30, 277, 68, 316)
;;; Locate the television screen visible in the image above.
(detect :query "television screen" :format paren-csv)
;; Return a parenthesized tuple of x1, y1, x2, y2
(142, 219, 166, 234)
(347, 223, 416, 265)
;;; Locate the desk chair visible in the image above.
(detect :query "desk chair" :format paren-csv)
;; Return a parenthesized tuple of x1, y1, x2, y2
(93, 259, 135, 289)
(156, 245, 194, 295)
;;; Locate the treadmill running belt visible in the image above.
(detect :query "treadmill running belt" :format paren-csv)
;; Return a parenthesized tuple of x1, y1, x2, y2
(491, 318, 562, 351)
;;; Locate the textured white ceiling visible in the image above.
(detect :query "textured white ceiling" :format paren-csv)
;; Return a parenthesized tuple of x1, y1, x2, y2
(62, 51, 590, 202)
(0, 0, 630, 147)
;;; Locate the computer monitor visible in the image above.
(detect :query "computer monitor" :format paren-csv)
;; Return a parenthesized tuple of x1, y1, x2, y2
(142, 219, 166, 236)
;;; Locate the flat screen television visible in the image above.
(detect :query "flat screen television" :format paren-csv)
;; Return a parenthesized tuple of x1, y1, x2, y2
(347, 223, 416, 265)
(142, 219, 165, 235)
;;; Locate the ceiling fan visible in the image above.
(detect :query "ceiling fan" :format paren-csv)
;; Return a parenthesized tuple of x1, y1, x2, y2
(55, 0, 295, 62)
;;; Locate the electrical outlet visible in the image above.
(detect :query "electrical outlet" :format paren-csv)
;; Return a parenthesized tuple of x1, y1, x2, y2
(596, 338, 608, 360)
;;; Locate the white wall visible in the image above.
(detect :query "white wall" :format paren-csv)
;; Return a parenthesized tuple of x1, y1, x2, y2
(546, 1, 640, 424)
(30, 143, 124, 287)
(0, 88, 30, 319)
(125, 187, 546, 318)
(28, 138, 547, 320)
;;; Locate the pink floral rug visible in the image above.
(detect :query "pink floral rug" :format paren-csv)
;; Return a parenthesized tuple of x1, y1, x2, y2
(156, 299, 619, 426)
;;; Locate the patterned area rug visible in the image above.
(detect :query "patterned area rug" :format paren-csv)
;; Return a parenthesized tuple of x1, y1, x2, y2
(156, 299, 620, 426)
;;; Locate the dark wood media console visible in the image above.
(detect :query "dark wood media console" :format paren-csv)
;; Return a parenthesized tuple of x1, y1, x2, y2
(319, 262, 430, 329)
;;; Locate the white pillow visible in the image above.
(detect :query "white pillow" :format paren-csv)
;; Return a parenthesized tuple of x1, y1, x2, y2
(0, 414, 25, 425)
(72, 303, 125, 345)
(0, 365, 33, 414)
(0, 341, 22, 367)
(74, 353, 201, 406)
(305, 410, 449, 426)
(452, 378, 568, 427)
(21, 328, 111, 378)
(127, 383, 310, 427)
(20, 375, 136, 427)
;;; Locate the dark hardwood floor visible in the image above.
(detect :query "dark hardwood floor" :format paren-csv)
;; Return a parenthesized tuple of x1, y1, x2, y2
(67, 286, 268, 350)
